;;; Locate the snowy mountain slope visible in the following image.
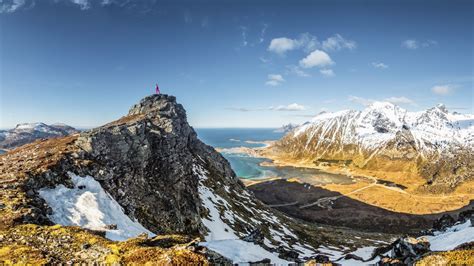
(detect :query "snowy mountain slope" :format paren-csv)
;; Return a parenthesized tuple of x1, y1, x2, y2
(425, 219, 474, 251)
(0, 122, 79, 150)
(293, 102, 473, 152)
(271, 102, 473, 189)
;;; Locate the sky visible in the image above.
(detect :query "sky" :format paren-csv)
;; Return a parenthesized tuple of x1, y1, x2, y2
(0, 0, 473, 128)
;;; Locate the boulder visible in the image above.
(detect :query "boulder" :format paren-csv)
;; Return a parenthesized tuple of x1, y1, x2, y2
(433, 214, 456, 231)
(390, 237, 430, 265)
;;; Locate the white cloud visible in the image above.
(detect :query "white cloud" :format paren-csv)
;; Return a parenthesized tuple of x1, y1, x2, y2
(322, 34, 356, 51)
(299, 50, 334, 68)
(349, 95, 416, 106)
(402, 39, 438, 49)
(267, 33, 319, 55)
(431, 84, 457, 95)
(320, 68, 335, 77)
(265, 74, 285, 86)
(371, 62, 389, 69)
(270, 103, 307, 111)
(268, 37, 298, 54)
(71, 0, 90, 10)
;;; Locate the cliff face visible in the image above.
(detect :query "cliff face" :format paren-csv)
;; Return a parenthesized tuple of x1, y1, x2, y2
(74, 95, 209, 235)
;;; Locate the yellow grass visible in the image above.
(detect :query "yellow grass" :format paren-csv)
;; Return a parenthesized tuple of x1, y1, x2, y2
(257, 151, 474, 215)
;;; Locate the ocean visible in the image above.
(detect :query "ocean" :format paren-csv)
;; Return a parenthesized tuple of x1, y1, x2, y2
(195, 128, 352, 185)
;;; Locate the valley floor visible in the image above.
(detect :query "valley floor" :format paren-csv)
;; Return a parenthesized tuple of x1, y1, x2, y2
(254, 149, 474, 216)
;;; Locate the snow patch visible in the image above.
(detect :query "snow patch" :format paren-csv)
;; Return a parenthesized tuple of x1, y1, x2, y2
(201, 239, 291, 265)
(39, 173, 154, 241)
(424, 220, 474, 251)
(195, 164, 292, 265)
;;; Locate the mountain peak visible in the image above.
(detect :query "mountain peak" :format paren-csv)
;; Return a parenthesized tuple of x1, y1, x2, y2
(128, 94, 181, 116)
(435, 103, 448, 113)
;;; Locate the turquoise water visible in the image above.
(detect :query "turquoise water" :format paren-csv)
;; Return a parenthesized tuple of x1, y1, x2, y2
(196, 128, 353, 185)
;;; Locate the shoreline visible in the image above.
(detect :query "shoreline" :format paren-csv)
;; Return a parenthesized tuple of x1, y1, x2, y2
(229, 143, 474, 215)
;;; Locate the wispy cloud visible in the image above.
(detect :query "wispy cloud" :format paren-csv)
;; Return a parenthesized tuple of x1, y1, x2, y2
(299, 50, 334, 68)
(431, 84, 458, 95)
(226, 107, 252, 112)
(259, 57, 270, 63)
(259, 23, 268, 43)
(269, 103, 307, 111)
(201, 16, 209, 28)
(183, 10, 192, 24)
(1, 0, 163, 13)
(322, 34, 356, 51)
(267, 33, 318, 55)
(384, 96, 416, 105)
(402, 39, 438, 49)
(265, 74, 285, 86)
(286, 65, 310, 77)
(228, 103, 308, 112)
(267, 33, 355, 55)
(348, 95, 373, 106)
(71, 0, 90, 10)
(371, 62, 389, 69)
(320, 68, 335, 77)
(1, 0, 26, 13)
(239, 26, 248, 46)
(401, 39, 418, 49)
(349, 95, 416, 106)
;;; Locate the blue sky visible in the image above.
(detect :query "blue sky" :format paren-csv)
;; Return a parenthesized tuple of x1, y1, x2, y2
(1, 0, 472, 128)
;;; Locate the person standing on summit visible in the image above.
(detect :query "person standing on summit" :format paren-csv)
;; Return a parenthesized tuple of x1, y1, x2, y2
(155, 83, 160, 94)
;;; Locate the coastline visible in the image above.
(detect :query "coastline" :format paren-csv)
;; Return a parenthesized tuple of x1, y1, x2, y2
(236, 143, 474, 215)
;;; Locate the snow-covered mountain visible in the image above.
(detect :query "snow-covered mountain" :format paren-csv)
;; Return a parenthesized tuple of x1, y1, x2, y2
(271, 102, 474, 189)
(0, 122, 79, 150)
(293, 102, 473, 151)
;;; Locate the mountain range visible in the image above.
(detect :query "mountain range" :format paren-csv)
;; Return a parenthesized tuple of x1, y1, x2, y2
(268, 102, 473, 192)
(0, 123, 79, 151)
